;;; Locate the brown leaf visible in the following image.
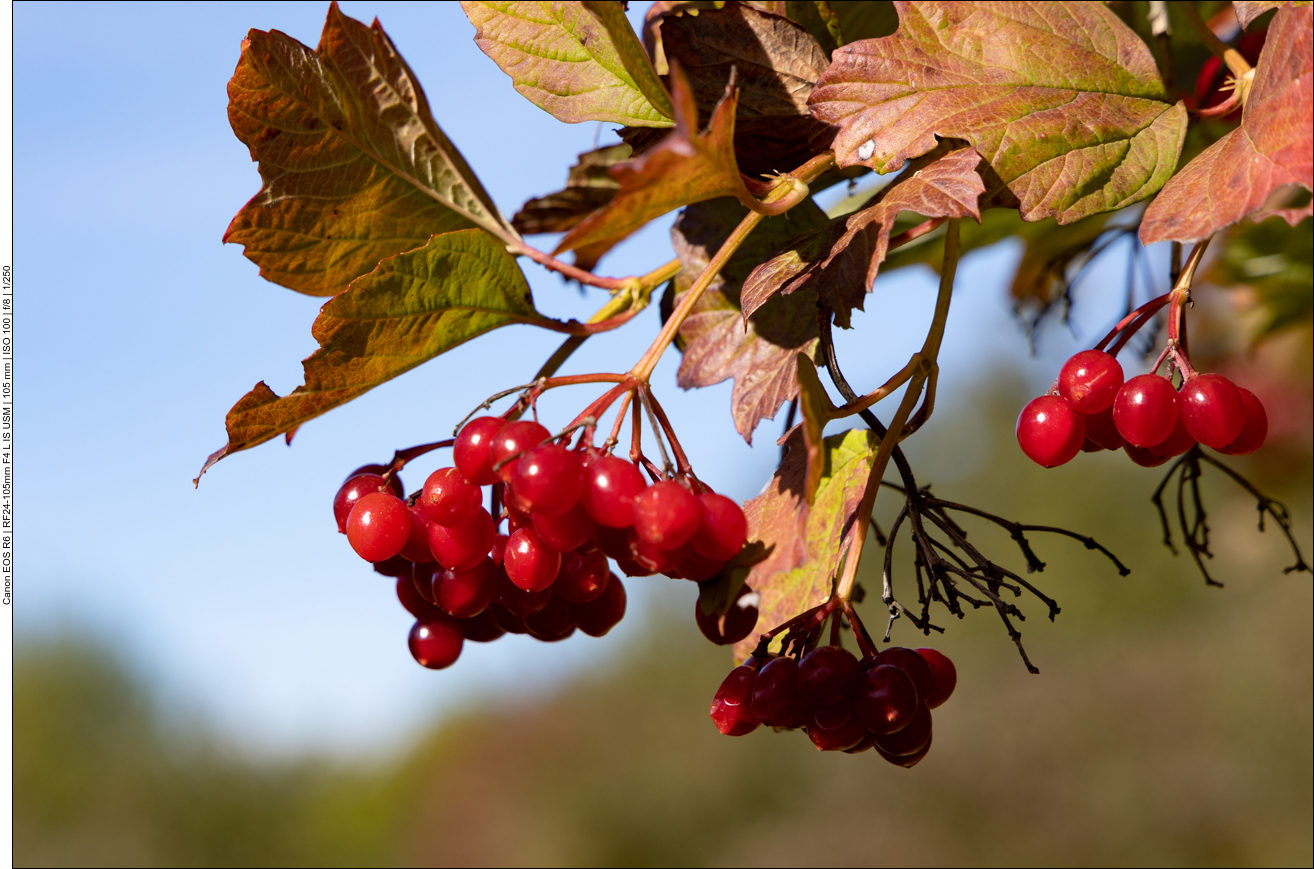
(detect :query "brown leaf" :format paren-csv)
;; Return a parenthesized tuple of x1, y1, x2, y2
(224, 3, 512, 297)
(1141, 4, 1313, 244)
(511, 144, 630, 235)
(808, 1, 1187, 224)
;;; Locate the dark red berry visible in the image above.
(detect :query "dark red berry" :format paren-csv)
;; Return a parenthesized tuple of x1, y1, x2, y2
(488, 420, 551, 484)
(372, 555, 413, 579)
(628, 531, 683, 575)
(875, 646, 936, 701)
(496, 570, 552, 618)
(512, 444, 584, 516)
(487, 602, 529, 635)
(854, 664, 918, 734)
(524, 597, 577, 642)
(399, 503, 438, 563)
(346, 492, 412, 562)
(1124, 443, 1170, 467)
(844, 731, 879, 754)
(750, 656, 803, 725)
(592, 524, 632, 561)
(691, 493, 748, 561)
(581, 455, 647, 528)
(532, 503, 595, 552)
(570, 574, 626, 637)
(615, 556, 655, 577)
(872, 701, 931, 757)
(695, 584, 759, 646)
(435, 558, 497, 619)
(453, 417, 506, 486)
(633, 481, 703, 550)
(396, 575, 438, 620)
(427, 507, 496, 571)
(457, 609, 505, 643)
(408, 616, 463, 669)
(1179, 373, 1246, 449)
(1016, 395, 1086, 468)
(411, 562, 439, 605)
(1145, 415, 1196, 461)
(504, 528, 561, 592)
(915, 648, 957, 708)
(554, 550, 610, 604)
(798, 645, 862, 705)
(1082, 405, 1126, 451)
(1114, 374, 1179, 448)
(421, 467, 482, 526)
(677, 549, 725, 582)
(710, 665, 760, 736)
(334, 473, 392, 533)
(807, 701, 867, 751)
(1217, 387, 1268, 455)
(876, 732, 932, 768)
(1059, 350, 1124, 413)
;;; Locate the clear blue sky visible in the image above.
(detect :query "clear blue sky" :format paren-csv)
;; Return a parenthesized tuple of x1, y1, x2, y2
(15, 1, 1137, 756)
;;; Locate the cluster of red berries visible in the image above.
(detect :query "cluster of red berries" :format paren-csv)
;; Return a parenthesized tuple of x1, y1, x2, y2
(1017, 350, 1269, 469)
(331, 414, 752, 669)
(710, 645, 956, 766)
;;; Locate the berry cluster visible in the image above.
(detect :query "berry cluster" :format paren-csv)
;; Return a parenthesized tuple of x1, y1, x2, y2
(711, 645, 956, 766)
(1017, 349, 1268, 469)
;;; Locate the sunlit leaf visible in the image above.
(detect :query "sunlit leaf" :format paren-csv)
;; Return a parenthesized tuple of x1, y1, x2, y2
(809, 1, 1187, 224)
(224, 3, 513, 297)
(795, 353, 835, 503)
(1233, 0, 1308, 29)
(461, 1, 675, 126)
(511, 144, 630, 235)
(1141, 4, 1313, 244)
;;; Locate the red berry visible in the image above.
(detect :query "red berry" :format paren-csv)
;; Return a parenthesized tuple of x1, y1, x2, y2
(876, 732, 932, 767)
(695, 584, 759, 645)
(488, 420, 551, 484)
(411, 562, 439, 605)
(524, 597, 577, 642)
(1114, 374, 1179, 447)
(710, 665, 760, 736)
(854, 664, 919, 734)
(875, 646, 937, 700)
(691, 493, 748, 561)
(408, 616, 463, 669)
(532, 503, 596, 552)
(1082, 406, 1126, 451)
(554, 550, 610, 604)
(421, 467, 482, 527)
(807, 701, 867, 751)
(504, 528, 561, 592)
(628, 531, 684, 575)
(487, 602, 530, 634)
(751, 657, 810, 728)
(1059, 350, 1124, 413)
(435, 558, 497, 619)
(512, 444, 584, 516)
(1179, 373, 1246, 449)
(1016, 395, 1086, 468)
(592, 524, 632, 561)
(581, 455, 647, 528)
(616, 556, 655, 578)
(427, 507, 496, 571)
(633, 481, 703, 550)
(570, 574, 626, 637)
(496, 570, 552, 618)
(1217, 388, 1268, 455)
(399, 503, 438, 563)
(333, 473, 392, 533)
(872, 701, 931, 757)
(453, 417, 506, 486)
(1146, 415, 1196, 461)
(395, 575, 438, 620)
(844, 731, 880, 754)
(1124, 443, 1170, 467)
(798, 646, 861, 705)
(372, 554, 413, 579)
(346, 492, 411, 562)
(458, 609, 505, 643)
(915, 648, 957, 709)
(488, 533, 509, 567)
(677, 549, 725, 582)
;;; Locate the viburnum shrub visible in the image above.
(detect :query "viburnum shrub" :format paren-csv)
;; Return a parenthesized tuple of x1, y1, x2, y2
(198, 1, 1311, 761)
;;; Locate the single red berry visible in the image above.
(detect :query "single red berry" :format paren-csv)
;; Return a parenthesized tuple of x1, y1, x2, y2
(453, 417, 506, 486)
(872, 701, 932, 757)
(1016, 395, 1086, 468)
(457, 609, 505, 643)
(504, 528, 561, 592)
(710, 665, 760, 736)
(524, 596, 577, 642)
(844, 731, 880, 754)
(346, 492, 412, 562)
(854, 664, 918, 734)
(914, 648, 957, 709)
(875, 646, 937, 701)
(807, 701, 867, 751)
(677, 549, 725, 582)
(1059, 350, 1124, 413)
(372, 554, 413, 579)
(435, 558, 497, 619)
(427, 507, 496, 571)
(496, 570, 552, 618)
(1080, 437, 1105, 453)
(411, 563, 439, 605)
(1179, 373, 1246, 449)
(488, 533, 509, 567)
(633, 481, 703, 550)
(512, 444, 584, 516)
(532, 503, 596, 552)
(487, 601, 530, 635)
(554, 550, 610, 604)
(396, 575, 438, 620)
(346, 465, 405, 497)
(1114, 374, 1179, 447)
(488, 420, 551, 484)
(691, 493, 748, 561)
(570, 574, 626, 637)
(1124, 443, 1170, 467)
(628, 531, 684, 575)
(695, 584, 759, 646)
(798, 646, 862, 705)
(333, 473, 392, 534)
(1217, 387, 1268, 455)
(1082, 405, 1126, 451)
(421, 467, 482, 527)
(750, 657, 810, 728)
(1146, 416, 1196, 461)
(876, 732, 932, 768)
(399, 503, 438, 563)
(408, 616, 463, 670)
(581, 455, 647, 528)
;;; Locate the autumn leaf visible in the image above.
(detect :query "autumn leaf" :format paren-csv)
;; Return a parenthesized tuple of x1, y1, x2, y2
(511, 144, 630, 235)
(733, 427, 878, 662)
(1233, 0, 1308, 29)
(197, 230, 543, 482)
(1141, 4, 1313, 244)
(670, 196, 830, 442)
(224, 3, 513, 297)
(461, 1, 675, 127)
(808, 1, 1187, 224)
(795, 353, 835, 503)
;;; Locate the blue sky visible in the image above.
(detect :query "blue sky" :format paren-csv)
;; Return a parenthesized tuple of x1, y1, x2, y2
(15, 1, 1145, 756)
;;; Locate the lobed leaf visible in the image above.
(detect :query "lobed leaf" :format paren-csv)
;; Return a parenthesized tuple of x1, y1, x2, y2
(224, 3, 512, 297)
(511, 144, 630, 235)
(808, 1, 1187, 224)
(1141, 4, 1313, 244)
(461, 1, 675, 127)
(197, 229, 540, 481)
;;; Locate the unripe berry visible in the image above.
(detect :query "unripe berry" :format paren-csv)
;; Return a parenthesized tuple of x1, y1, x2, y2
(1016, 395, 1085, 468)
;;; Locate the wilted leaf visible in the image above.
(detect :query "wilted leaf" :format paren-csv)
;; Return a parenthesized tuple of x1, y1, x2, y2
(809, 1, 1187, 224)
(733, 427, 878, 662)
(1141, 4, 1313, 244)
(795, 353, 835, 503)
(224, 3, 512, 297)
(741, 144, 984, 327)
(198, 230, 540, 481)
(461, 1, 675, 127)
(671, 196, 830, 442)
(511, 144, 630, 234)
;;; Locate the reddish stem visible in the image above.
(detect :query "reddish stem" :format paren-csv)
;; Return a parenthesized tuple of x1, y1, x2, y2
(1096, 292, 1172, 354)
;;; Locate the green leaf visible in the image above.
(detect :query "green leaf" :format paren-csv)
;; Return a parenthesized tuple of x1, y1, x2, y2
(511, 144, 630, 235)
(808, 1, 1188, 224)
(733, 427, 878, 662)
(224, 3, 513, 297)
(461, 1, 675, 127)
(197, 229, 540, 482)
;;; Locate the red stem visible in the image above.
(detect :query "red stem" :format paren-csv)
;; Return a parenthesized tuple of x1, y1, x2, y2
(1096, 292, 1172, 354)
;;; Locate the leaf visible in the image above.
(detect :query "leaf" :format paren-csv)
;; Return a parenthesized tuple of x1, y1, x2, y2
(461, 1, 675, 127)
(733, 427, 878, 662)
(556, 64, 760, 254)
(808, 1, 1188, 224)
(1234, 1, 1309, 29)
(1204, 210, 1313, 339)
(511, 144, 630, 235)
(670, 196, 831, 442)
(741, 144, 984, 327)
(197, 229, 539, 481)
(224, 3, 513, 297)
(794, 353, 835, 503)
(1141, 4, 1313, 244)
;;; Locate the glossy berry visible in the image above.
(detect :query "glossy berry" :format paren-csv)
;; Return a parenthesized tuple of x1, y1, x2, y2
(710, 665, 760, 736)
(1114, 374, 1179, 448)
(395, 575, 438, 620)
(1145, 416, 1195, 461)
(399, 504, 438, 563)
(1059, 350, 1124, 413)
(408, 616, 463, 670)
(427, 508, 496, 571)
(333, 473, 391, 533)
(751, 657, 808, 728)
(798, 646, 862, 705)
(457, 609, 504, 643)
(504, 528, 561, 592)
(1217, 388, 1268, 455)
(453, 417, 506, 486)
(1124, 443, 1170, 468)
(876, 733, 932, 768)
(633, 481, 703, 550)
(496, 571, 552, 618)
(435, 558, 497, 619)
(854, 664, 918, 735)
(807, 701, 867, 751)
(695, 585, 759, 645)
(524, 597, 577, 642)
(512, 444, 584, 516)
(570, 574, 626, 637)
(872, 701, 931, 757)
(915, 648, 957, 709)
(488, 420, 551, 484)
(628, 532, 683, 575)
(1016, 395, 1086, 468)
(487, 601, 530, 635)
(581, 455, 648, 528)
(346, 492, 412, 562)
(875, 646, 937, 701)
(421, 467, 482, 526)
(691, 493, 748, 561)
(1082, 406, 1126, 451)
(1179, 373, 1246, 449)
(532, 503, 595, 552)
(554, 550, 610, 604)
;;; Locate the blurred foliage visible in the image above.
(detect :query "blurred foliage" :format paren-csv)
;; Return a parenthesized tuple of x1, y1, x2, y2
(1205, 210, 1314, 340)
